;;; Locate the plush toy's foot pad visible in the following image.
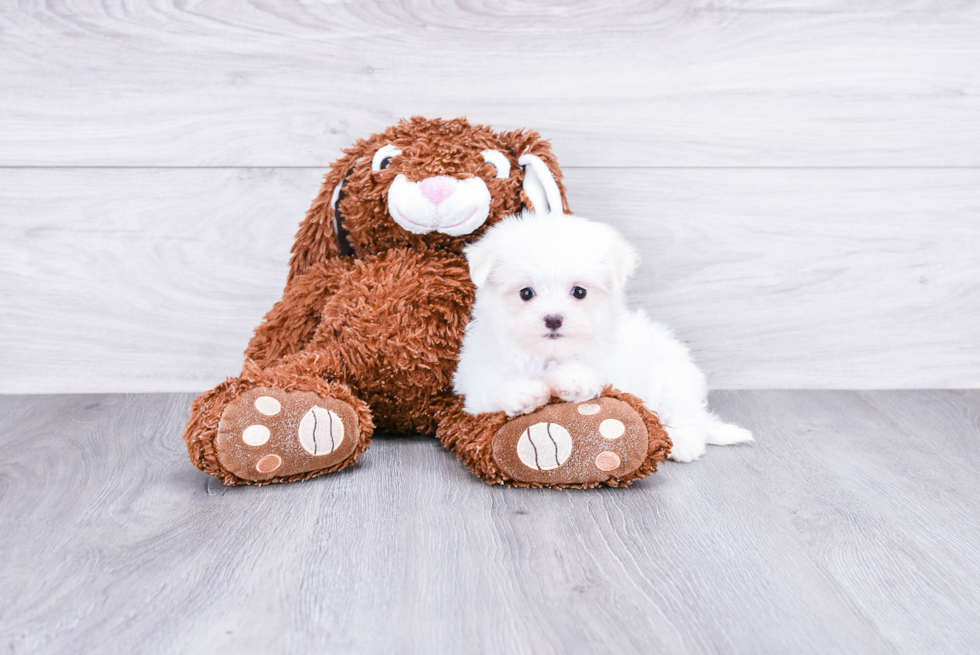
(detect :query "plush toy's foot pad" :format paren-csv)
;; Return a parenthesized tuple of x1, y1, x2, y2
(215, 387, 360, 482)
(492, 397, 649, 486)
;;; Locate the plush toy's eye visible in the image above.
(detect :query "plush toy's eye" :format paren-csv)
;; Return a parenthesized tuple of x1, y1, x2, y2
(520, 287, 535, 301)
(372, 144, 402, 172)
(481, 149, 511, 179)
(571, 286, 587, 300)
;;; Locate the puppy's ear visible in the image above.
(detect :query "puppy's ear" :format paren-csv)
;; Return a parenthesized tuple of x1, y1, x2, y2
(607, 228, 640, 290)
(464, 238, 496, 288)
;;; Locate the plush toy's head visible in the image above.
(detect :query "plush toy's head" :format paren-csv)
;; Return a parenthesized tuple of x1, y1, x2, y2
(289, 116, 570, 280)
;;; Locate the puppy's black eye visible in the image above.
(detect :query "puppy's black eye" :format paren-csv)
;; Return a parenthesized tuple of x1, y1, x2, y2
(520, 287, 535, 301)
(379, 157, 393, 170)
(571, 286, 587, 300)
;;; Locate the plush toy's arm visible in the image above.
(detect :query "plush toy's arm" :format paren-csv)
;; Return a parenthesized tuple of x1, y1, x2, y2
(244, 258, 353, 368)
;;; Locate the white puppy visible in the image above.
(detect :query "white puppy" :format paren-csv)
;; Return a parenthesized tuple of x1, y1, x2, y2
(453, 211, 753, 462)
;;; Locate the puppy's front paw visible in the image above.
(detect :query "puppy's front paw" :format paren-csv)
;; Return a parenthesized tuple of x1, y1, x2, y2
(498, 380, 552, 417)
(666, 425, 708, 463)
(546, 364, 604, 404)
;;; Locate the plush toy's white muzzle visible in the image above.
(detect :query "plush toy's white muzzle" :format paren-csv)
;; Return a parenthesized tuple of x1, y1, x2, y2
(387, 174, 492, 236)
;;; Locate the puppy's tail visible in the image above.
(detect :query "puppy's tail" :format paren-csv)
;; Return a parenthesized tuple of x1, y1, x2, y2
(704, 415, 754, 446)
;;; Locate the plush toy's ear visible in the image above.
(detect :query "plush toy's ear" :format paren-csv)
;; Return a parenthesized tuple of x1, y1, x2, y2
(464, 239, 496, 288)
(518, 153, 564, 215)
(288, 152, 359, 282)
(496, 129, 571, 215)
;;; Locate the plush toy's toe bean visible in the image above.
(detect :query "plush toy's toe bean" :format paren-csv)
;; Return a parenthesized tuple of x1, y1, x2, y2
(242, 424, 271, 446)
(595, 451, 621, 471)
(254, 396, 282, 416)
(599, 419, 625, 439)
(216, 387, 361, 482)
(492, 397, 649, 486)
(256, 454, 282, 473)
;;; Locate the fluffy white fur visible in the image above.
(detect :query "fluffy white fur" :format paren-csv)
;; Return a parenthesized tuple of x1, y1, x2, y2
(453, 211, 753, 462)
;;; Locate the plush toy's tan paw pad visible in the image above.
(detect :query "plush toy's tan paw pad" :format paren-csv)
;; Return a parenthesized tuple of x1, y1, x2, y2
(492, 398, 648, 486)
(215, 387, 360, 482)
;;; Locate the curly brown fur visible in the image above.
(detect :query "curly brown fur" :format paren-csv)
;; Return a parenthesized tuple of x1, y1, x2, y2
(258, 249, 475, 434)
(183, 116, 573, 485)
(246, 258, 355, 367)
(436, 387, 672, 489)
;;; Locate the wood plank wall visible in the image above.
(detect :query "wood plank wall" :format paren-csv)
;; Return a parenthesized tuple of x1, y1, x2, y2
(1, 1, 978, 393)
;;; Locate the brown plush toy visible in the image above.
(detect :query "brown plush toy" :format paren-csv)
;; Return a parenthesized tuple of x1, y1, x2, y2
(183, 117, 670, 488)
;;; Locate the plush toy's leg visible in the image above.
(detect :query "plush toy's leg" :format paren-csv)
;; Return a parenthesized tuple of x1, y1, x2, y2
(183, 361, 374, 486)
(437, 387, 671, 489)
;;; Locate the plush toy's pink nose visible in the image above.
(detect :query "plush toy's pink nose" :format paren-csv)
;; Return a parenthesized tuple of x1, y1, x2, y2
(419, 176, 456, 206)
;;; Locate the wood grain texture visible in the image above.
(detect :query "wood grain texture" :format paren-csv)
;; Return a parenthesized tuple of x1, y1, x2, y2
(1, 1, 979, 167)
(2, 167, 977, 393)
(1, 390, 978, 653)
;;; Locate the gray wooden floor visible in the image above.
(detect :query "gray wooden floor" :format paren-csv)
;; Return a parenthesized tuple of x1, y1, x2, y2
(1, 391, 978, 654)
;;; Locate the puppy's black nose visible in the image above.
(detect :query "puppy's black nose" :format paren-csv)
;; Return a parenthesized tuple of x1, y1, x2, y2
(544, 314, 563, 330)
